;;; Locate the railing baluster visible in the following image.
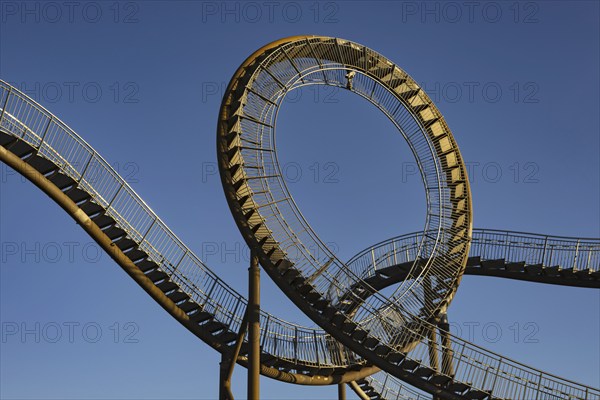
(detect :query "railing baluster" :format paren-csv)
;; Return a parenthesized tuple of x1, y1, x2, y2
(540, 236, 548, 265)
(0, 86, 12, 124)
(572, 239, 580, 270)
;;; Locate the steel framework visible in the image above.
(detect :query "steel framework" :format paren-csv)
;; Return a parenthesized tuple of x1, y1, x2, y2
(0, 35, 598, 400)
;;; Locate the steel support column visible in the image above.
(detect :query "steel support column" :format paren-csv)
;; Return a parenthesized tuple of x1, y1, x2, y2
(427, 325, 440, 372)
(248, 251, 260, 400)
(219, 310, 249, 400)
(338, 383, 346, 400)
(438, 314, 454, 377)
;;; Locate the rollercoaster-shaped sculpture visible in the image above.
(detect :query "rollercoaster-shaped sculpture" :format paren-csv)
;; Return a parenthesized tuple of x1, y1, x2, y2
(1, 35, 598, 400)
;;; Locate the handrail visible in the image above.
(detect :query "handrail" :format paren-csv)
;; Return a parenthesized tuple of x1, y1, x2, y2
(0, 79, 356, 369)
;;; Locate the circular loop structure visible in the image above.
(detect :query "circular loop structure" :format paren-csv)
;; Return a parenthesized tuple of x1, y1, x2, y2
(218, 35, 472, 344)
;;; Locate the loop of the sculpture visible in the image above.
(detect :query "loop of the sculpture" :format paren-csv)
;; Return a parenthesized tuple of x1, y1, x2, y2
(218, 36, 472, 326)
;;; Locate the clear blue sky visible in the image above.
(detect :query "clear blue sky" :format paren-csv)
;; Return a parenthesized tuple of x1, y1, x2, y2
(1, 1, 598, 399)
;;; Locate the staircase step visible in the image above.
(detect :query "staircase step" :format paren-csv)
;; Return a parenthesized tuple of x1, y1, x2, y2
(525, 264, 543, 275)
(400, 358, 420, 371)
(124, 248, 147, 263)
(414, 366, 435, 378)
(26, 154, 57, 175)
(178, 301, 200, 314)
(80, 200, 104, 216)
(93, 214, 115, 229)
(65, 186, 90, 203)
(305, 290, 321, 303)
(298, 282, 316, 295)
(7, 140, 36, 159)
(559, 268, 574, 277)
(146, 269, 168, 282)
(0, 131, 18, 147)
(312, 299, 329, 311)
(543, 266, 561, 277)
(504, 261, 525, 272)
(342, 321, 358, 334)
(385, 351, 405, 364)
(49, 173, 76, 190)
(575, 268, 592, 279)
(362, 336, 380, 349)
(505, 261, 525, 272)
(113, 237, 136, 251)
(135, 258, 159, 273)
(481, 259, 505, 270)
(204, 320, 227, 334)
(189, 310, 214, 324)
(156, 280, 178, 293)
(466, 255, 481, 266)
(429, 373, 452, 386)
(103, 226, 126, 240)
(448, 381, 469, 394)
(374, 344, 391, 356)
(351, 328, 368, 342)
(464, 388, 491, 399)
(217, 330, 238, 344)
(167, 290, 190, 304)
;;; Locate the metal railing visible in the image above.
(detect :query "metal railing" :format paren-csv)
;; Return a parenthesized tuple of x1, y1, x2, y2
(216, 36, 599, 399)
(0, 79, 358, 371)
(3, 63, 599, 400)
(346, 229, 600, 283)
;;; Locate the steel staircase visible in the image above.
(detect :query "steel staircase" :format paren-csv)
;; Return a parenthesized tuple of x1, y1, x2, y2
(1, 36, 598, 400)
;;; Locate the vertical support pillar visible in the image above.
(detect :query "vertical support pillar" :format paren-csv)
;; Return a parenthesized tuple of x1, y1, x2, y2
(220, 352, 234, 400)
(427, 325, 440, 372)
(248, 251, 260, 400)
(438, 313, 454, 377)
(338, 383, 346, 400)
(219, 309, 249, 400)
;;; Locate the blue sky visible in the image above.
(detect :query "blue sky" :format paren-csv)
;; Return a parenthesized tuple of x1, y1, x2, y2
(1, 1, 598, 399)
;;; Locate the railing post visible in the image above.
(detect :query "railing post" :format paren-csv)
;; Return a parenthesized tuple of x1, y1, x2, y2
(312, 330, 320, 366)
(173, 249, 188, 272)
(248, 251, 260, 400)
(0, 86, 12, 124)
(540, 236, 548, 265)
(106, 184, 123, 210)
(260, 315, 270, 349)
(77, 154, 94, 184)
(371, 248, 377, 271)
(534, 371, 543, 400)
(490, 357, 502, 397)
(504, 231, 510, 260)
(293, 325, 298, 366)
(140, 218, 157, 244)
(40, 116, 53, 143)
(573, 240, 580, 270)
